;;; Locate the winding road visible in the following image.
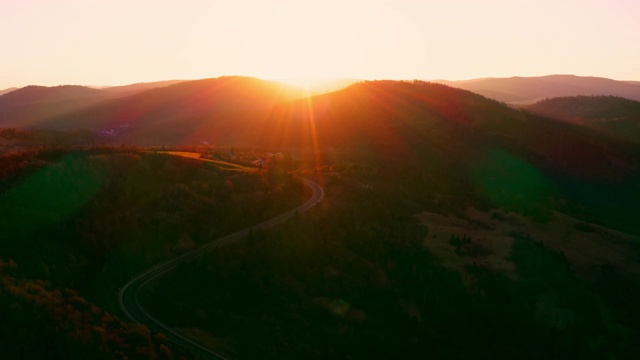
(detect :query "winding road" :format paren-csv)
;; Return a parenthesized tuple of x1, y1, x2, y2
(118, 177, 324, 359)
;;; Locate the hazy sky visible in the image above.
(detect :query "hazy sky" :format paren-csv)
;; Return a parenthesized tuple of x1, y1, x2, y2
(1, 0, 639, 88)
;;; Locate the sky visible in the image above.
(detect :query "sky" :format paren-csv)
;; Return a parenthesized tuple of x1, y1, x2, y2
(1, 0, 639, 88)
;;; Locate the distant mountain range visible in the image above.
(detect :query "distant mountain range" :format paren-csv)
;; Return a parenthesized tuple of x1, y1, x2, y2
(0, 81, 187, 128)
(1, 75, 639, 162)
(0, 85, 105, 107)
(435, 75, 640, 104)
(0, 87, 18, 96)
(41, 77, 305, 143)
(0, 85, 109, 128)
(94, 80, 185, 96)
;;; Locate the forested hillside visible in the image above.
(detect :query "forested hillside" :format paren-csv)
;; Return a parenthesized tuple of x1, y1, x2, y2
(0, 86, 110, 128)
(0, 146, 305, 359)
(132, 83, 640, 359)
(145, 153, 640, 359)
(527, 96, 640, 143)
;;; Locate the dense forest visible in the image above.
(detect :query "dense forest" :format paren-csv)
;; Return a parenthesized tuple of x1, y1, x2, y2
(527, 96, 640, 144)
(142, 148, 640, 359)
(1, 259, 181, 359)
(0, 144, 305, 359)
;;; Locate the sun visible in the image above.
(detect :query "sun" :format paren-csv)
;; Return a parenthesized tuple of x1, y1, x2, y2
(273, 76, 326, 90)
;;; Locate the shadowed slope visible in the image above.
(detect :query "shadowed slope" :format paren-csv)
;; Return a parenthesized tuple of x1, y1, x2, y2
(46, 76, 305, 144)
(98, 80, 186, 96)
(0, 85, 105, 107)
(262, 80, 639, 180)
(0, 85, 109, 127)
(527, 96, 640, 143)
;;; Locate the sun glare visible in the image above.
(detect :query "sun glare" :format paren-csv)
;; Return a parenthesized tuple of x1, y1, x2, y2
(275, 77, 332, 91)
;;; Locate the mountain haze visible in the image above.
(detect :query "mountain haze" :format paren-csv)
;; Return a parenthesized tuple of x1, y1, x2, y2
(97, 80, 186, 96)
(0, 85, 110, 127)
(437, 75, 640, 104)
(0, 81, 194, 128)
(0, 85, 105, 107)
(0, 87, 18, 96)
(46, 76, 305, 143)
(136, 81, 640, 359)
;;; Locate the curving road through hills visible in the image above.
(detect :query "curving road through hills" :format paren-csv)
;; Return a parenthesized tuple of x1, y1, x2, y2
(118, 177, 324, 359)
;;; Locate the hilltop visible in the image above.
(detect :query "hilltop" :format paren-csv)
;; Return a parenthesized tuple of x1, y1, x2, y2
(0, 85, 105, 106)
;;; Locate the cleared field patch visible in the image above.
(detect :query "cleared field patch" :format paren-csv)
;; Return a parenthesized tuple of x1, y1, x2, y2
(159, 151, 254, 172)
(418, 207, 640, 278)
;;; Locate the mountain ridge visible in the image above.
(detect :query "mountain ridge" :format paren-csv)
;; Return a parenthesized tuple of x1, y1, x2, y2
(435, 74, 640, 104)
(0, 85, 106, 107)
(0, 87, 18, 96)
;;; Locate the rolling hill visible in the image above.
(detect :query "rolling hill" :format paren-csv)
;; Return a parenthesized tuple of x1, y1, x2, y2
(43, 76, 305, 143)
(263, 81, 638, 177)
(0, 81, 189, 129)
(97, 79, 186, 96)
(0, 85, 105, 107)
(0, 87, 17, 96)
(260, 80, 640, 238)
(8, 77, 637, 183)
(436, 75, 640, 104)
(0, 85, 111, 128)
(527, 96, 640, 143)
(3, 77, 640, 231)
